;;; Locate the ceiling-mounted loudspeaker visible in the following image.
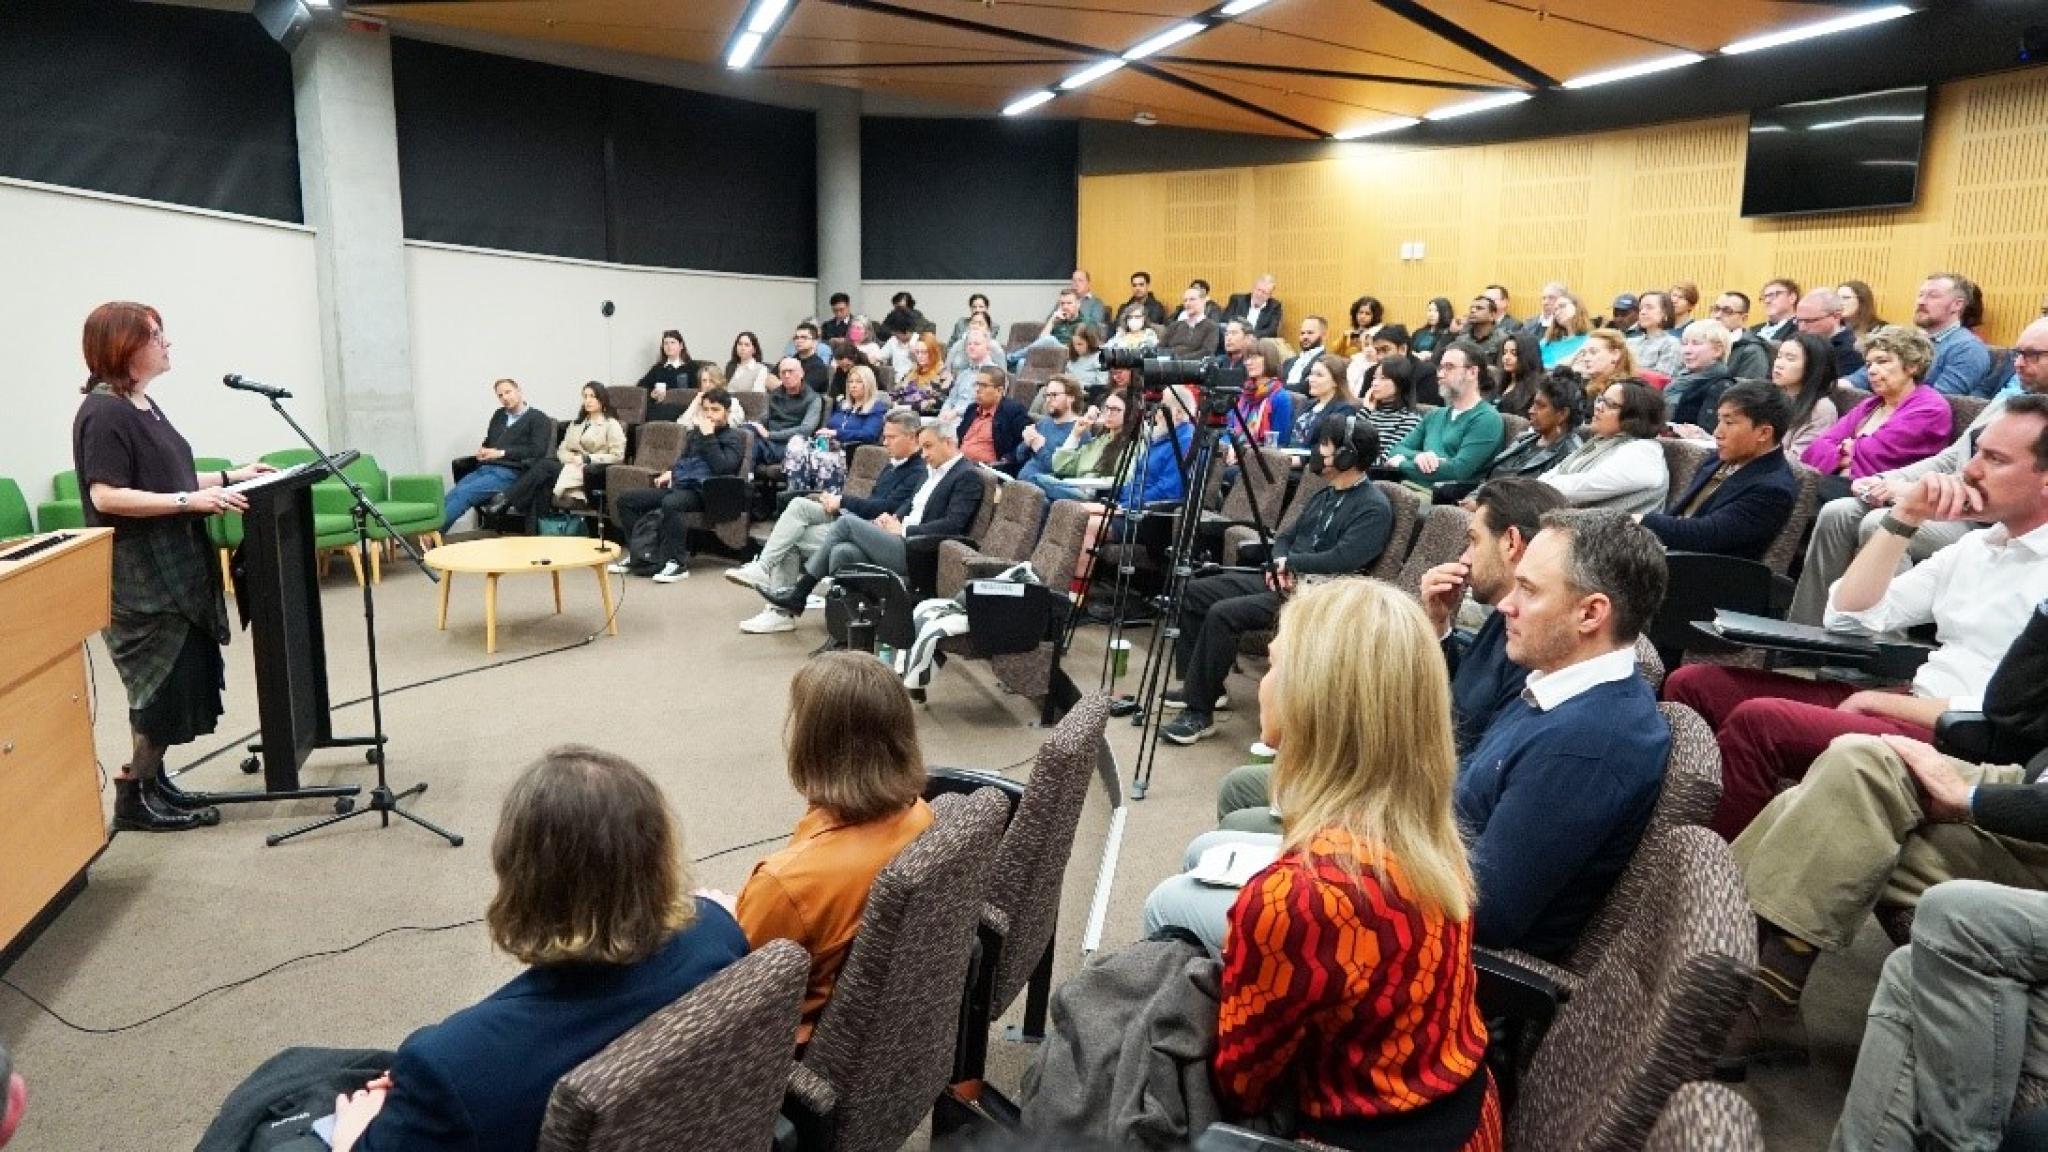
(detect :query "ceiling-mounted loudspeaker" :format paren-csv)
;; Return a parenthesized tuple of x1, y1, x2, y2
(1132, 112, 1158, 127)
(252, 0, 313, 51)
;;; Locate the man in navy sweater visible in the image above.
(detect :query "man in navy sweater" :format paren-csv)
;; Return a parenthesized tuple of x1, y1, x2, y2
(1456, 508, 1671, 960)
(1212, 477, 1566, 833)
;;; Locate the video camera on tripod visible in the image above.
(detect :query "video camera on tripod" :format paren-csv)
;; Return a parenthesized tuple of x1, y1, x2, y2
(1100, 346, 1249, 426)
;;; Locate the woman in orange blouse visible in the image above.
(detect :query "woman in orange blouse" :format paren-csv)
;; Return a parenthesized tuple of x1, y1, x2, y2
(733, 652, 934, 1045)
(1202, 580, 1498, 1150)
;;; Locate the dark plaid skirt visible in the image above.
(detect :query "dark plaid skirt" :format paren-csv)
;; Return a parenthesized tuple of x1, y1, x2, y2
(129, 620, 225, 748)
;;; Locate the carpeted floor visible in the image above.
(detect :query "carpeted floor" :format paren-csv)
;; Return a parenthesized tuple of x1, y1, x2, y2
(0, 546, 1880, 1150)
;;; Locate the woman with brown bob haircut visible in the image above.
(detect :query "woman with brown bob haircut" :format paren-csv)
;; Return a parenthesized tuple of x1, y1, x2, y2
(736, 651, 935, 1044)
(326, 746, 748, 1152)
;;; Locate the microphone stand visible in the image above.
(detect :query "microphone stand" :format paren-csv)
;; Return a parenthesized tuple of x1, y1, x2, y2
(251, 390, 463, 849)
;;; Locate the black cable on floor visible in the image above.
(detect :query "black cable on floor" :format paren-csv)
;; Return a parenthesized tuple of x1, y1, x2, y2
(0, 828, 776, 1037)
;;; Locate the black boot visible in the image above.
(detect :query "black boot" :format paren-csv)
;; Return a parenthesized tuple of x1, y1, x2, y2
(112, 777, 213, 833)
(760, 573, 819, 617)
(147, 775, 222, 825)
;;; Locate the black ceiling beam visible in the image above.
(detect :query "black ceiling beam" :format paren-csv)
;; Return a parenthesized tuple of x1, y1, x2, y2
(1156, 57, 1510, 92)
(817, 0, 1327, 137)
(1371, 0, 1555, 88)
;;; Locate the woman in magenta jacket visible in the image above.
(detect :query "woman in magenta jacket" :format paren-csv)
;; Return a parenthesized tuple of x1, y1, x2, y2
(1801, 324, 1953, 500)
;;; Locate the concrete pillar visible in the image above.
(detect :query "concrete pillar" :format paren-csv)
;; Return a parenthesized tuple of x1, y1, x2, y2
(291, 20, 421, 473)
(815, 90, 862, 318)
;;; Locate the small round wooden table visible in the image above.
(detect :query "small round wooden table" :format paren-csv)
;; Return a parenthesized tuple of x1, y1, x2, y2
(424, 537, 621, 653)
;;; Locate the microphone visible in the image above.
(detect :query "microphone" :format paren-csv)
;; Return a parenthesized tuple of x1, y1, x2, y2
(223, 374, 292, 400)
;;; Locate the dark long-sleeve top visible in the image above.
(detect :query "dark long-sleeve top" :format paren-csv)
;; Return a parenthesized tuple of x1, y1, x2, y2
(482, 407, 554, 467)
(1445, 611, 1526, 758)
(670, 423, 744, 484)
(839, 454, 928, 520)
(1970, 603, 2048, 837)
(1455, 672, 1669, 960)
(1640, 447, 1798, 561)
(1665, 363, 1733, 430)
(1485, 428, 1582, 481)
(1272, 477, 1392, 577)
(762, 387, 826, 443)
(635, 360, 694, 392)
(904, 458, 985, 539)
(356, 901, 748, 1152)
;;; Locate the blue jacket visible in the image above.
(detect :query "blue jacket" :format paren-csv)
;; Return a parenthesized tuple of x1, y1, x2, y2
(1122, 421, 1196, 509)
(358, 899, 749, 1152)
(1232, 388, 1296, 447)
(1454, 674, 1668, 960)
(825, 404, 885, 448)
(1641, 446, 1798, 561)
(839, 453, 927, 520)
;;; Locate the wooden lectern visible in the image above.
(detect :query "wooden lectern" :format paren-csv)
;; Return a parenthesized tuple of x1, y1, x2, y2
(0, 529, 112, 958)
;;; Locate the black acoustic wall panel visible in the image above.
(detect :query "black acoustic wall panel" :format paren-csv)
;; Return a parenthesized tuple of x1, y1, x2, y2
(861, 117, 1077, 281)
(0, 0, 302, 221)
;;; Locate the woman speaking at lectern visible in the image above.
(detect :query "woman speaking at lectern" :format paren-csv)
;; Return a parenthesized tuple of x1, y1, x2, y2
(72, 302, 271, 833)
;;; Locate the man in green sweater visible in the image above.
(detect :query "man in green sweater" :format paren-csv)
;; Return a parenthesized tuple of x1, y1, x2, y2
(1382, 341, 1504, 489)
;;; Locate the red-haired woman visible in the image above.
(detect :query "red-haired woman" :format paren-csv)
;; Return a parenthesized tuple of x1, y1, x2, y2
(72, 302, 274, 832)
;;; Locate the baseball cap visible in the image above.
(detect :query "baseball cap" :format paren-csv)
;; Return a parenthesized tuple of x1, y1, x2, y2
(1612, 293, 1640, 311)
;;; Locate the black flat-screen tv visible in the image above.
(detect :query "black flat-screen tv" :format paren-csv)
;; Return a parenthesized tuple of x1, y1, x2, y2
(1741, 86, 1929, 218)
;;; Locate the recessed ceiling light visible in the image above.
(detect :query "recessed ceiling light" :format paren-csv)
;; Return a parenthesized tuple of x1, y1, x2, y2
(1003, 90, 1057, 116)
(1721, 5, 1912, 55)
(1562, 52, 1704, 90)
(1424, 91, 1532, 121)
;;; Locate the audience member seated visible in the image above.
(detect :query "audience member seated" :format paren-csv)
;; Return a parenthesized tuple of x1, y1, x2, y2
(1221, 274, 1283, 339)
(790, 323, 830, 393)
(1793, 287, 1864, 378)
(1452, 509, 1670, 958)
(943, 292, 992, 347)
(1769, 330, 1842, 458)
(1539, 378, 1669, 514)
(1332, 294, 1385, 359)
(1667, 279, 1703, 337)
(1722, 598, 2048, 1077)
(325, 746, 748, 1152)
(782, 365, 885, 493)
(1358, 354, 1422, 457)
(1291, 356, 1359, 446)
(1663, 321, 1736, 435)
(1537, 291, 1591, 367)
(1220, 339, 1293, 449)
(0, 1035, 20, 1149)
(1064, 325, 1108, 395)
(1665, 395, 2048, 839)
(1788, 317, 2048, 623)
(1752, 277, 1800, 343)
(1491, 330, 1545, 416)
(1282, 315, 1330, 392)
(1162, 287, 1220, 359)
(1839, 278, 1885, 343)
(609, 389, 743, 585)
(879, 310, 920, 382)
(1411, 296, 1456, 361)
(1381, 342, 1505, 490)
(1160, 416, 1393, 747)
(1013, 288, 1087, 370)
(746, 358, 827, 466)
(1461, 293, 1510, 368)
(957, 367, 1030, 471)
(1108, 303, 1160, 353)
(1120, 270, 1168, 328)
(1800, 324, 1955, 501)
(1714, 292, 1772, 381)
(1214, 478, 1569, 834)
(754, 420, 986, 621)
(894, 331, 949, 414)
(1142, 581, 1502, 1152)
(725, 330, 770, 394)
(442, 377, 552, 533)
(507, 381, 624, 525)
(1103, 386, 1196, 543)
(1014, 375, 1082, 482)
(732, 653, 934, 1046)
(676, 363, 729, 426)
(819, 292, 853, 342)
(939, 328, 1004, 422)
(1834, 882, 2048, 1150)
(1570, 327, 1638, 406)
(1843, 274, 1991, 397)
(944, 312, 997, 377)
(1459, 371, 1585, 498)
(733, 410, 927, 633)
(1029, 392, 1132, 507)
(1626, 290, 1684, 376)
(1638, 381, 1799, 561)
(636, 328, 697, 421)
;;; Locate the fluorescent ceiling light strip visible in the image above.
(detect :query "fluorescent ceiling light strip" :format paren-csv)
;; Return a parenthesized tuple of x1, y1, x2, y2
(1720, 5, 1912, 55)
(726, 30, 764, 68)
(1004, 90, 1057, 116)
(1219, 0, 1273, 15)
(1809, 114, 1925, 131)
(1562, 51, 1704, 89)
(1425, 90, 1531, 121)
(745, 0, 789, 35)
(1332, 116, 1420, 140)
(1124, 21, 1206, 60)
(1060, 58, 1126, 91)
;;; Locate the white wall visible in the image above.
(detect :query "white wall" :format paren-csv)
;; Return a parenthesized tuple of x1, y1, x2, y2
(406, 242, 816, 467)
(0, 179, 327, 508)
(855, 280, 1068, 342)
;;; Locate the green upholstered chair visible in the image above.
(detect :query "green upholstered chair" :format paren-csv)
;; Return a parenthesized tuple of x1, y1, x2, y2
(0, 479, 32, 540)
(195, 457, 243, 591)
(37, 470, 85, 531)
(313, 455, 443, 582)
(260, 448, 322, 469)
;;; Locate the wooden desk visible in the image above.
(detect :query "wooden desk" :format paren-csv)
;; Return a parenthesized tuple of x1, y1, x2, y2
(424, 537, 621, 653)
(0, 529, 113, 959)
